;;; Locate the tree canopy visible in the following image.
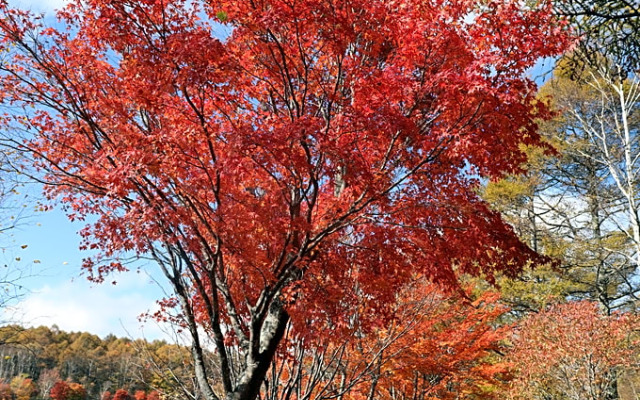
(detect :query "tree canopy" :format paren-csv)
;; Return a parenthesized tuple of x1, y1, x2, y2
(0, 0, 568, 399)
(557, 0, 640, 73)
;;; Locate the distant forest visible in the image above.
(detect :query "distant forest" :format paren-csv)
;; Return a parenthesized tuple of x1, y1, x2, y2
(0, 325, 202, 400)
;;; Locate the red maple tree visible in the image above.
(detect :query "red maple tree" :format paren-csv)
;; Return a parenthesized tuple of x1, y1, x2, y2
(49, 382, 86, 400)
(49, 382, 70, 400)
(112, 390, 130, 400)
(0, 0, 568, 399)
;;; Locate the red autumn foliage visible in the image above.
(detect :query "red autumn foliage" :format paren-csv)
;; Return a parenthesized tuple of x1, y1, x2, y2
(265, 281, 511, 400)
(49, 382, 86, 400)
(49, 382, 69, 400)
(366, 290, 511, 400)
(508, 301, 640, 399)
(112, 390, 131, 400)
(0, 383, 13, 400)
(0, 0, 569, 399)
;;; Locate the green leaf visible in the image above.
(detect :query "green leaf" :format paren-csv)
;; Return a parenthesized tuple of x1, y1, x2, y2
(216, 11, 227, 22)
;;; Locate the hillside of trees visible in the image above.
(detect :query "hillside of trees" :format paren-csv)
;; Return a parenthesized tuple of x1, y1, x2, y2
(0, 326, 199, 400)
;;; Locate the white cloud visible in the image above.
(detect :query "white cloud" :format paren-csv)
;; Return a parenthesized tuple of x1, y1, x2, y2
(3, 271, 177, 341)
(8, 0, 68, 14)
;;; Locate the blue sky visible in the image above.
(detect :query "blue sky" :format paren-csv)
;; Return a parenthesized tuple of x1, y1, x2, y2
(3, 182, 174, 340)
